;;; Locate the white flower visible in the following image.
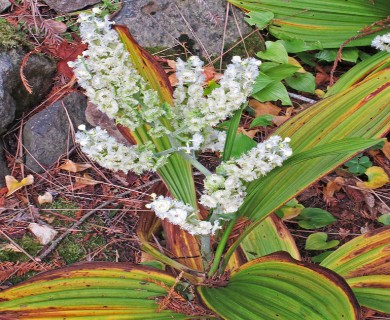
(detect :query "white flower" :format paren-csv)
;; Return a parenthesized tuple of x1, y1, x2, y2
(75, 126, 167, 174)
(69, 13, 170, 136)
(172, 56, 261, 133)
(371, 33, 390, 53)
(147, 195, 220, 235)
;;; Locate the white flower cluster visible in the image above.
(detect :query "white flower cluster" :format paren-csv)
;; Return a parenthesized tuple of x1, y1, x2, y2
(200, 174, 246, 214)
(76, 126, 167, 174)
(200, 136, 292, 214)
(371, 33, 390, 53)
(146, 195, 221, 235)
(173, 56, 261, 133)
(69, 13, 169, 136)
(200, 128, 227, 153)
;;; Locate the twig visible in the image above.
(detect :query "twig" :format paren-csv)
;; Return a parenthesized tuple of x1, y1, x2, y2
(37, 178, 162, 260)
(288, 92, 317, 104)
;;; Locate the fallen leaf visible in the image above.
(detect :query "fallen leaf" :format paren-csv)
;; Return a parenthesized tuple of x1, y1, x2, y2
(44, 20, 67, 34)
(75, 173, 100, 186)
(5, 175, 34, 197)
(55, 41, 88, 79)
(323, 177, 345, 200)
(38, 192, 53, 204)
(248, 99, 281, 117)
(59, 160, 92, 173)
(237, 127, 259, 139)
(28, 223, 58, 245)
(356, 166, 389, 189)
(382, 139, 390, 160)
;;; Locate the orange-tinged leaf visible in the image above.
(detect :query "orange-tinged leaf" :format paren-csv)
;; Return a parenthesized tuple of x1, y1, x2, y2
(114, 25, 174, 105)
(59, 160, 92, 173)
(237, 127, 259, 139)
(248, 99, 281, 117)
(37, 192, 53, 204)
(75, 173, 100, 186)
(356, 166, 389, 189)
(5, 175, 34, 197)
(382, 139, 390, 160)
(324, 177, 345, 199)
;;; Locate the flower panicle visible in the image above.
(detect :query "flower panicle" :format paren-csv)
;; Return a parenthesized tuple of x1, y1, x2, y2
(146, 194, 221, 236)
(76, 126, 167, 174)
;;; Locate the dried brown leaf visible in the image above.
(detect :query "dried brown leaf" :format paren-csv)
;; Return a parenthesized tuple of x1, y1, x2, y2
(59, 160, 92, 173)
(248, 99, 281, 117)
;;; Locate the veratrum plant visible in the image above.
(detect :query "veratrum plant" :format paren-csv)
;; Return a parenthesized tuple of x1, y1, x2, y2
(1, 12, 389, 319)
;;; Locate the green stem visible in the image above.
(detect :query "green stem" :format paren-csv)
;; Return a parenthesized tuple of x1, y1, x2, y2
(178, 151, 212, 176)
(207, 219, 236, 278)
(200, 235, 212, 269)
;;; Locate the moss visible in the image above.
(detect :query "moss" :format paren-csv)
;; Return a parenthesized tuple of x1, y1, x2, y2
(0, 235, 42, 262)
(0, 18, 30, 49)
(213, 32, 265, 69)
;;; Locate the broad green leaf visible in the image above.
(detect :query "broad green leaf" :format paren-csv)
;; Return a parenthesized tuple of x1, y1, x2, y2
(240, 214, 301, 261)
(311, 251, 334, 263)
(251, 72, 274, 94)
(223, 67, 390, 268)
(199, 253, 360, 320)
(315, 48, 359, 63)
(378, 214, 390, 225)
(250, 114, 274, 128)
(204, 79, 220, 95)
(347, 275, 390, 314)
(285, 72, 316, 93)
(296, 208, 337, 229)
(0, 263, 190, 319)
(256, 41, 289, 64)
(261, 62, 300, 81)
(223, 108, 244, 161)
(228, 0, 390, 51)
(245, 11, 274, 29)
(230, 133, 257, 159)
(252, 81, 291, 105)
(305, 232, 340, 250)
(321, 227, 390, 278)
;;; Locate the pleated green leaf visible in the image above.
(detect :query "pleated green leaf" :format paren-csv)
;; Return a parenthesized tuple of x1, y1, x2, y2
(228, 0, 390, 51)
(347, 275, 390, 314)
(199, 253, 360, 320)
(325, 51, 390, 97)
(223, 68, 390, 268)
(240, 214, 301, 261)
(0, 263, 191, 319)
(320, 227, 390, 278)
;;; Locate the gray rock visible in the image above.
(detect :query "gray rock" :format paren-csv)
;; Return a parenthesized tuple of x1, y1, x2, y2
(42, 0, 100, 12)
(23, 92, 88, 173)
(0, 0, 11, 13)
(115, 0, 251, 57)
(0, 141, 9, 186)
(0, 49, 56, 134)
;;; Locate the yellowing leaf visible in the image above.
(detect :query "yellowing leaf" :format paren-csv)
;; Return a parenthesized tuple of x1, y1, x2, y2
(28, 223, 58, 245)
(382, 139, 390, 160)
(38, 192, 53, 204)
(357, 166, 389, 189)
(75, 173, 100, 186)
(288, 56, 306, 73)
(59, 160, 92, 173)
(5, 175, 34, 197)
(315, 89, 326, 98)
